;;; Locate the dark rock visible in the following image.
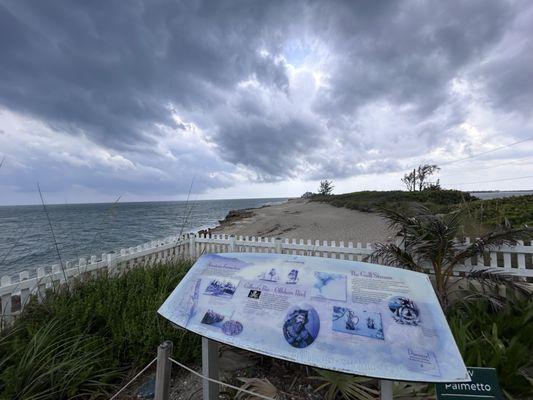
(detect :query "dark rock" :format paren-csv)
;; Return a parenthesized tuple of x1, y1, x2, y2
(136, 375, 155, 399)
(219, 209, 254, 224)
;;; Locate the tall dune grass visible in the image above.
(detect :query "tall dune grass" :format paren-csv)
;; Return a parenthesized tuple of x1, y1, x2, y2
(0, 261, 201, 399)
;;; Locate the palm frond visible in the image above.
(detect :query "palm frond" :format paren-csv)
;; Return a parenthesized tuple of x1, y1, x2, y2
(375, 203, 532, 313)
(452, 227, 532, 264)
(377, 205, 422, 232)
(393, 381, 431, 399)
(236, 377, 280, 399)
(310, 369, 378, 400)
(369, 243, 422, 272)
(453, 269, 531, 312)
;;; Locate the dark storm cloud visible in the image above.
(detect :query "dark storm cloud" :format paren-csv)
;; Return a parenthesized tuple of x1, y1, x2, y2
(479, 48, 533, 118)
(0, 0, 531, 199)
(311, 0, 515, 117)
(0, 0, 291, 151)
(214, 112, 323, 180)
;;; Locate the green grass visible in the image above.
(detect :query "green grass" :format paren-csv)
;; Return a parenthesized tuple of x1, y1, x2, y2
(0, 261, 201, 399)
(312, 190, 477, 214)
(313, 191, 533, 230)
(0, 319, 119, 399)
(464, 194, 533, 228)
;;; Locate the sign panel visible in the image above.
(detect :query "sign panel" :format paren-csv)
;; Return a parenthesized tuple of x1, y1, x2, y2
(158, 253, 469, 382)
(436, 368, 503, 400)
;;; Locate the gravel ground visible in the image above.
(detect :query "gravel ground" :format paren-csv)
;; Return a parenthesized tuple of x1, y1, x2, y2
(168, 347, 326, 400)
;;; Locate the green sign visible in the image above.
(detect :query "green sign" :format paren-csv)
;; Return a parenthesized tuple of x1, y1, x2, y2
(436, 367, 503, 400)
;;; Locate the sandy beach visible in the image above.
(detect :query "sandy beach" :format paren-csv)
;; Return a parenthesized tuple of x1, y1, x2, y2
(210, 199, 395, 244)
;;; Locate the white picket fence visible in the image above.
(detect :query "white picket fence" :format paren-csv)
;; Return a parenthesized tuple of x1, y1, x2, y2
(1, 233, 532, 329)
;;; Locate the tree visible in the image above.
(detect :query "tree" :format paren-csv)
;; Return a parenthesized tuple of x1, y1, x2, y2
(401, 169, 417, 191)
(318, 180, 334, 196)
(401, 164, 440, 191)
(370, 204, 531, 312)
(416, 164, 440, 191)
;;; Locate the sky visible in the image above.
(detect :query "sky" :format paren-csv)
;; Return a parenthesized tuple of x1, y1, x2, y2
(0, 0, 532, 205)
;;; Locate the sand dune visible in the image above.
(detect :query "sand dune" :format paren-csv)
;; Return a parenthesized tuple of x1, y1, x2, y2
(211, 199, 395, 244)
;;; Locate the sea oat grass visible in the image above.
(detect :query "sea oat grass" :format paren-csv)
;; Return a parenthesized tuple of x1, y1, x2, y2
(0, 261, 201, 399)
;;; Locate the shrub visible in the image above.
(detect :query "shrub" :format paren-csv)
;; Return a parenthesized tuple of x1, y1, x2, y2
(0, 319, 120, 399)
(16, 261, 200, 366)
(448, 296, 533, 398)
(0, 261, 201, 399)
(371, 204, 531, 310)
(312, 190, 476, 214)
(465, 195, 533, 228)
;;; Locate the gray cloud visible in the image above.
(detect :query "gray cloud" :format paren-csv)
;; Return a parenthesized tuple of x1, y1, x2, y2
(0, 0, 531, 202)
(312, 0, 515, 116)
(0, 1, 290, 149)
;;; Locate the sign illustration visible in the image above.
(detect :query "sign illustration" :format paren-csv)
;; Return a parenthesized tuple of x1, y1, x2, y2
(158, 253, 469, 382)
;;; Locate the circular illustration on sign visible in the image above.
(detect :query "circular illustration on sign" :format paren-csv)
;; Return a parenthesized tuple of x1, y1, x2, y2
(388, 296, 420, 326)
(283, 305, 320, 348)
(222, 320, 243, 336)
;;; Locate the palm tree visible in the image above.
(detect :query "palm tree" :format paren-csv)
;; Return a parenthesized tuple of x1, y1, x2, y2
(370, 204, 531, 312)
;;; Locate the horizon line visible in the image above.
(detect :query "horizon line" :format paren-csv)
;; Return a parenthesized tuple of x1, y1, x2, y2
(1, 188, 533, 207)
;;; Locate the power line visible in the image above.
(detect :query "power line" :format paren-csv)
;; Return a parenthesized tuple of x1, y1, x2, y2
(446, 175, 533, 186)
(438, 136, 533, 167)
(447, 156, 533, 172)
(401, 136, 533, 173)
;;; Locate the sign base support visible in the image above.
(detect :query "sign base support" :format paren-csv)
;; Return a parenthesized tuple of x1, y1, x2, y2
(202, 337, 219, 400)
(380, 379, 393, 400)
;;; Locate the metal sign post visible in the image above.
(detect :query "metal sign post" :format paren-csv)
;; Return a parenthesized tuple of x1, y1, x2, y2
(380, 379, 393, 400)
(202, 337, 220, 400)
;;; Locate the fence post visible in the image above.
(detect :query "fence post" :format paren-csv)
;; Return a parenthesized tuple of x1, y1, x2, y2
(19, 270, 30, 310)
(229, 235, 236, 252)
(189, 235, 196, 259)
(107, 253, 117, 276)
(380, 380, 393, 400)
(202, 337, 219, 400)
(37, 267, 46, 302)
(275, 238, 282, 254)
(1, 275, 12, 328)
(155, 341, 173, 400)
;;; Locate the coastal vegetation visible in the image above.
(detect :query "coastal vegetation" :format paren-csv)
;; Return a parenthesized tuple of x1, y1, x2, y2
(1, 193, 532, 399)
(0, 262, 200, 399)
(402, 164, 440, 192)
(313, 190, 533, 230)
(448, 295, 533, 398)
(318, 180, 335, 196)
(1, 255, 531, 398)
(312, 189, 476, 214)
(370, 204, 532, 310)
(368, 204, 533, 397)
(465, 194, 533, 228)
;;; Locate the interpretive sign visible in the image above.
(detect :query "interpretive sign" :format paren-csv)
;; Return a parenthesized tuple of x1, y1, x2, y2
(158, 253, 469, 382)
(436, 368, 503, 400)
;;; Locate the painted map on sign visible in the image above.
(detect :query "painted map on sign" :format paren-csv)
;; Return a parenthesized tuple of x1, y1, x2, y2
(158, 253, 469, 382)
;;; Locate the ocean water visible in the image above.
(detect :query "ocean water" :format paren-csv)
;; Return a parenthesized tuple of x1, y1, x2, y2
(470, 191, 533, 200)
(1, 190, 530, 278)
(0, 198, 286, 278)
